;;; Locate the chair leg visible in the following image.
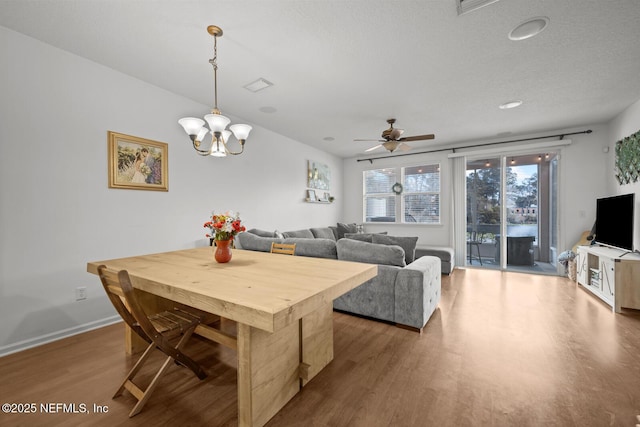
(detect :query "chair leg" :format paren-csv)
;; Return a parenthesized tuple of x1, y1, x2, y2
(114, 342, 155, 398)
(124, 327, 203, 417)
(468, 243, 483, 266)
(128, 352, 176, 417)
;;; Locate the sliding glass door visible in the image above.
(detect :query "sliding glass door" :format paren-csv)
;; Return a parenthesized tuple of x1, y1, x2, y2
(466, 158, 501, 268)
(465, 152, 559, 274)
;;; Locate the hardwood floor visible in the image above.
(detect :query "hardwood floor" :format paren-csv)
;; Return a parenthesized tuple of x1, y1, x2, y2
(1, 269, 640, 426)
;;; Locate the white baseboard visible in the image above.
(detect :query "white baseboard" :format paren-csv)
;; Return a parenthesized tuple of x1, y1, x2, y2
(0, 316, 122, 357)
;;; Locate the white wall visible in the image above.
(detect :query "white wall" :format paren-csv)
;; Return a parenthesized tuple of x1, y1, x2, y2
(0, 26, 343, 354)
(607, 98, 640, 250)
(342, 125, 611, 253)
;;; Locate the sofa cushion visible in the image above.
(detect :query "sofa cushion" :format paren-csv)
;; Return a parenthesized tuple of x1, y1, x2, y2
(329, 226, 339, 240)
(336, 222, 358, 239)
(372, 234, 418, 265)
(247, 228, 276, 238)
(237, 232, 282, 252)
(310, 227, 337, 241)
(283, 238, 337, 259)
(344, 232, 388, 243)
(336, 238, 406, 267)
(282, 229, 315, 239)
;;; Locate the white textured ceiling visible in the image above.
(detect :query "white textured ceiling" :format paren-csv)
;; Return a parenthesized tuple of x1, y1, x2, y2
(1, 0, 640, 158)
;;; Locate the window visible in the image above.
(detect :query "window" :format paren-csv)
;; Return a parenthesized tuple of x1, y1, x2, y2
(363, 164, 440, 224)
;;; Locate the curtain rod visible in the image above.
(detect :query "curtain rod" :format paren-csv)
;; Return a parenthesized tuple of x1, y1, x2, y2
(356, 129, 592, 163)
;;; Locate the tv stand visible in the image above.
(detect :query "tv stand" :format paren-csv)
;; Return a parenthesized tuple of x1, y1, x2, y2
(619, 249, 640, 258)
(576, 245, 640, 312)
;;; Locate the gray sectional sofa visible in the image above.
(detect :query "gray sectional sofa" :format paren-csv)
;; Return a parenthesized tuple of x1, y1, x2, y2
(236, 226, 441, 331)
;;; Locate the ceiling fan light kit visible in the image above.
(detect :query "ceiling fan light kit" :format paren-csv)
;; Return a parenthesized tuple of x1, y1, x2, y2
(178, 25, 253, 157)
(356, 118, 435, 153)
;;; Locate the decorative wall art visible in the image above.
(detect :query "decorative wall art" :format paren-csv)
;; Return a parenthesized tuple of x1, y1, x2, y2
(307, 160, 331, 190)
(108, 131, 169, 191)
(615, 129, 640, 185)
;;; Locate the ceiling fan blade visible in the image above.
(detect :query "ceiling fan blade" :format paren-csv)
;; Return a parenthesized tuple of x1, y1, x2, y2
(397, 142, 412, 152)
(354, 138, 383, 142)
(398, 134, 435, 142)
(365, 144, 383, 152)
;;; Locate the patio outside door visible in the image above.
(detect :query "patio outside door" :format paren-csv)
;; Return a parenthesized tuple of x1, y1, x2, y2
(466, 157, 501, 268)
(465, 152, 558, 274)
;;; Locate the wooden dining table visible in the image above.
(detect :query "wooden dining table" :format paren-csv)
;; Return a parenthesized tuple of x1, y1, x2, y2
(87, 247, 377, 427)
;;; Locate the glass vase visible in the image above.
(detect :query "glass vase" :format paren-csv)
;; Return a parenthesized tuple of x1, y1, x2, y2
(214, 239, 232, 263)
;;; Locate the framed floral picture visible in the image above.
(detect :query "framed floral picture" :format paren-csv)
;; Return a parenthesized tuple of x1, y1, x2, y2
(108, 131, 168, 191)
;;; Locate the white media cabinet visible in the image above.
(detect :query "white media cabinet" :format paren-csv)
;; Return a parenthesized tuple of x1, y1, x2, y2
(575, 245, 640, 312)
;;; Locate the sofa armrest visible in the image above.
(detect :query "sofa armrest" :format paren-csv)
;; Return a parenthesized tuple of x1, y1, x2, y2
(394, 256, 441, 329)
(333, 264, 399, 323)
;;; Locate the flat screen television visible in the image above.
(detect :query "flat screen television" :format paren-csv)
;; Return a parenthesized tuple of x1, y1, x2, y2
(595, 193, 635, 251)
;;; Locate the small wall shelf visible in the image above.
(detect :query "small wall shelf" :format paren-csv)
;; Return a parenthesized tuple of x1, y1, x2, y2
(305, 198, 332, 204)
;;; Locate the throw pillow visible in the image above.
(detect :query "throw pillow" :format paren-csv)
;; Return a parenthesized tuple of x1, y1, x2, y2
(329, 226, 339, 240)
(282, 229, 315, 239)
(310, 227, 337, 241)
(372, 234, 419, 265)
(336, 222, 358, 239)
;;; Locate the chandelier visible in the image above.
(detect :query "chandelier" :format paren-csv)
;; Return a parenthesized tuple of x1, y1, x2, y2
(178, 25, 252, 157)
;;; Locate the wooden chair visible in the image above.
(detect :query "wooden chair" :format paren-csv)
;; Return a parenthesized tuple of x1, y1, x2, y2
(270, 242, 296, 255)
(467, 231, 483, 266)
(97, 265, 208, 417)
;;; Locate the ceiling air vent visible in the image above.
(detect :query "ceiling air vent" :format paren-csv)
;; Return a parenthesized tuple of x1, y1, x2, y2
(243, 78, 273, 93)
(457, 0, 500, 15)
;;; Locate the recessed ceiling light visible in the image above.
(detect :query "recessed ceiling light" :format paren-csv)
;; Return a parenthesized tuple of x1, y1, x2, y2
(323, 137, 335, 142)
(244, 78, 273, 93)
(499, 100, 523, 109)
(509, 17, 549, 41)
(259, 106, 277, 114)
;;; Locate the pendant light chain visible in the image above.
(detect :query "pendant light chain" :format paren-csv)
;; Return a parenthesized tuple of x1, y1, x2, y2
(209, 35, 219, 114)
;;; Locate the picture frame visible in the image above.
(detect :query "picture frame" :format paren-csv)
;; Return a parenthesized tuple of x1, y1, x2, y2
(108, 131, 168, 191)
(307, 160, 331, 190)
(307, 189, 317, 201)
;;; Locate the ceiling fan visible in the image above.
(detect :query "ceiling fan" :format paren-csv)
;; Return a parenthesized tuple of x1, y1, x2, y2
(355, 118, 435, 153)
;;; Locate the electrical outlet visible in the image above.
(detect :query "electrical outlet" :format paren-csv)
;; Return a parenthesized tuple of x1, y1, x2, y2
(75, 286, 87, 301)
